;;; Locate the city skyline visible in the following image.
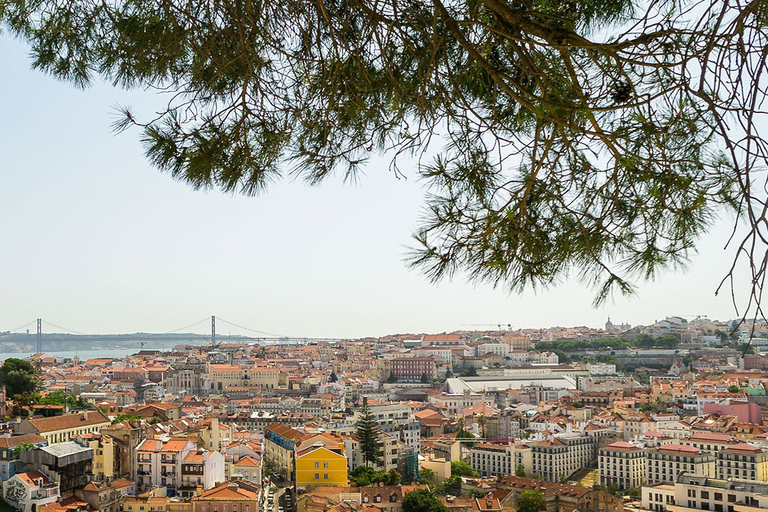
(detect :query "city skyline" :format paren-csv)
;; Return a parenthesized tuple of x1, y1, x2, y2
(0, 35, 749, 339)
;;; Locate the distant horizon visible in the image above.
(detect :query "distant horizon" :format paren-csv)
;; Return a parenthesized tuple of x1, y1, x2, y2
(0, 313, 746, 340)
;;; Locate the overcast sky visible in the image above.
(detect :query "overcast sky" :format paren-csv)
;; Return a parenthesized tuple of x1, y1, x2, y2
(0, 35, 749, 338)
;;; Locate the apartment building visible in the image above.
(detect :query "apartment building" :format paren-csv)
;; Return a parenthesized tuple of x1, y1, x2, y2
(263, 423, 302, 480)
(647, 444, 715, 485)
(179, 449, 226, 498)
(680, 432, 741, 452)
(352, 404, 421, 449)
(3, 471, 59, 512)
(295, 444, 348, 491)
(345, 432, 400, 473)
(715, 443, 768, 482)
(387, 357, 437, 381)
(74, 433, 114, 482)
(643, 473, 768, 512)
(598, 441, 648, 490)
(531, 435, 596, 482)
(135, 438, 196, 492)
(470, 443, 513, 478)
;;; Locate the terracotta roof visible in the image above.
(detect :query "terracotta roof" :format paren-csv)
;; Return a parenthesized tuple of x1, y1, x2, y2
(721, 443, 762, 453)
(0, 433, 46, 448)
(25, 410, 110, 434)
(15, 471, 54, 487)
(603, 441, 644, 451)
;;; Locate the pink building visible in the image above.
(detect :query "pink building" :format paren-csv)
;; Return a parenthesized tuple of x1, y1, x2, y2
(703, 402, 763, 425)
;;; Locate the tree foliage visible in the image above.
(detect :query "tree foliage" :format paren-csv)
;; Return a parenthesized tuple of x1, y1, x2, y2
(38, 389, 94, 411)
(355, 399, 381, 467)
(517, 490, 545, 512)
(12, 442, 35, 460)
(2, 1, 768, 316)
(455, 428, 477, 448)
(350, 466, 402, 486)
(451, 460, 479, 477)
(443, 475, 463, 496)
(0, 358, 41, 399)
(402, 489, 448, 512)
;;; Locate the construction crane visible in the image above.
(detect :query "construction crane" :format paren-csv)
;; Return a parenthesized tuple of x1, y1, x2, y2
(460, 323, 513, 331)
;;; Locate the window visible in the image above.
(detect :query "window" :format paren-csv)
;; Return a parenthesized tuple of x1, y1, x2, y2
(323, 462, 329, 468)
(315, 473, 320, 480)
(324, 474, 329, 480)
(314, 462, 319, 468)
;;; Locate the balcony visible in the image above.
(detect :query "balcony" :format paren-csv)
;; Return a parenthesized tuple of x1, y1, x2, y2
(161, 472, 176, 477)
(138, 471, 151, 476)
(161, 458, 177, 464)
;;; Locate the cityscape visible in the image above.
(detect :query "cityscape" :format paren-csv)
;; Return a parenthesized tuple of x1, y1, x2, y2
(0, 314, 767, 512)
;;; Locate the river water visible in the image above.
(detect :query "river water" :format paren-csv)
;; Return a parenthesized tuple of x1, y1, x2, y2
(0, 347, 162, 361)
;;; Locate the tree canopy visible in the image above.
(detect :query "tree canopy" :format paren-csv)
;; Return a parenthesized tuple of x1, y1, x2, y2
(2, 1, 767, 314)
(402, 489, 448, 512)
(451, 460, 479, 477)
(517, 490, 545, 512)
(0, 358, 41, 399)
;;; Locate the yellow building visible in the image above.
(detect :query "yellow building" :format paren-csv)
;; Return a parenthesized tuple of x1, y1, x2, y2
(76, 433, 114, 481)
(295, 445, 347, 491)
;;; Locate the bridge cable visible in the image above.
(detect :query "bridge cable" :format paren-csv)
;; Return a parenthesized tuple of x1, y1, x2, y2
(163, 317, 211, 334)
(4, 320, 37, 333)
(216, 317, 291, 338)
(42, 320, 88, 336)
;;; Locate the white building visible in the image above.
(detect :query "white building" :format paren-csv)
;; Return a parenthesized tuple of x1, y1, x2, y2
(471, 443, 513, 477)
(598, 441, 647, 490)
(647, 444, 715, 485)
(587, 363, 617, 375)
(135, 438, 196, 492)
(3, 471, 59, 512)
(643, 473, 768, 512)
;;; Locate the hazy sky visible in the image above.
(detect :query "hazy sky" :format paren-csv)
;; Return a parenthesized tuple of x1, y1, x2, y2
(0, 35, 749, 338)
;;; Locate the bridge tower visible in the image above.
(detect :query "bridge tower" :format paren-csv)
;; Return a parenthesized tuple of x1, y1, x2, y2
(36, 318, 42, 354)
(211, 315, 216, 346)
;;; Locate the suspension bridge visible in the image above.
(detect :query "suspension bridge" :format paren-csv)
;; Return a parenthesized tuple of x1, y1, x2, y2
(1, 316, 344, 353)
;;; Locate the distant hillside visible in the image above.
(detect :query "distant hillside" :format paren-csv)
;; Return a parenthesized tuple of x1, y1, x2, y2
(0, 332, 253, 353)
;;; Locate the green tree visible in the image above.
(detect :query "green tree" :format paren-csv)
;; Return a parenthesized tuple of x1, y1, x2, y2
(515, 464, 527, 477)
(517, 490, 545, 512)
(386, 373, 398, 384)
(350, 466, 375, 487)
(12, 442, 35, 460)
(3, 2, 764, 313)
(329, 371, 338, 383)
(0, 359, 41, 399)
(355, 399, 381, 467)
(421, 373, 430, 383)
(451, 461, 479, 477)
(111, 413, 144, 425)
(11, 391, 39, 418)
(402, 489, 448, 512)
(420, 468, 436, 483)
(455, 428, 476, 449)
(443, 475, 463, 496)
(728, 384, 741, 393)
